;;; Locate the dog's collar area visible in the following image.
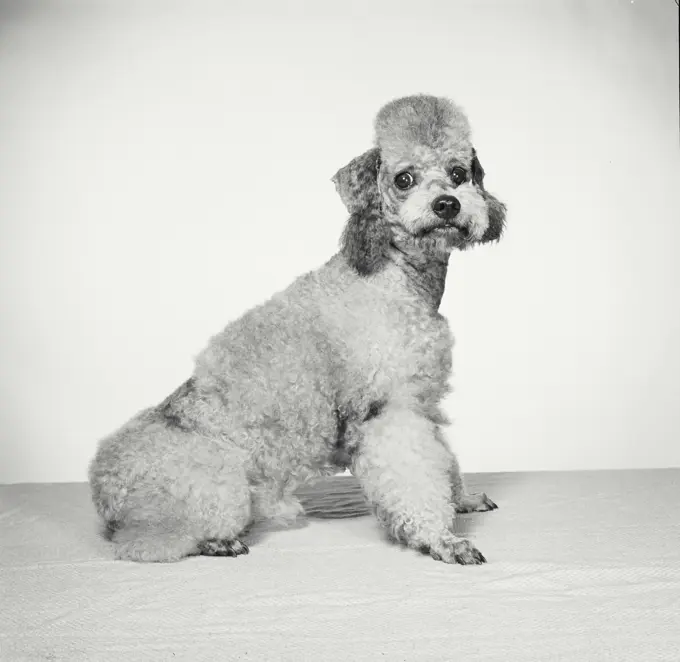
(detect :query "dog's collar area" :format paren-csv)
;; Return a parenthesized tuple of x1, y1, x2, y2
(388, 241, 449, 310)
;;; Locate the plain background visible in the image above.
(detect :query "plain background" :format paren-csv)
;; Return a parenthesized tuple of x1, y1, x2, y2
(0, 0, 678, 484)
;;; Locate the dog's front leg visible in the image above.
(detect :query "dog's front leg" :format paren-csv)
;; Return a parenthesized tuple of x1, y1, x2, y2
(351, 406, 486, 565)
(437, 428, 499, 514)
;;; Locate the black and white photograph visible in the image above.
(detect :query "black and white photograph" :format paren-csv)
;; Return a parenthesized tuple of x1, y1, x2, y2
(1, 1, 679, 660)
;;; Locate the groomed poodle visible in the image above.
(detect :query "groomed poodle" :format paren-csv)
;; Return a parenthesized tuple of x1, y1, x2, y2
(89, 94, 506, 565)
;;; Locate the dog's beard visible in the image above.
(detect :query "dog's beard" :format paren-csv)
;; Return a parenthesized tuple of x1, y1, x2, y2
(415, 222, 473, 253)
(390, 219, 471, 257)
(418, 232, 467, 254)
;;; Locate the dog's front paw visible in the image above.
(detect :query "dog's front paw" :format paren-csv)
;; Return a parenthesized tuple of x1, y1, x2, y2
(428, 536, 486, 565)
(455, 492, 498, 514)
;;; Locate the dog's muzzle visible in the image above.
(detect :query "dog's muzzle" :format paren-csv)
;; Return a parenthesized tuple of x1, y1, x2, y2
(429, 195, 469, 237)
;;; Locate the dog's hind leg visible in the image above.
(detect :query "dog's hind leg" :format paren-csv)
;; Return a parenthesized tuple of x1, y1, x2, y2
(111, 520, 200, 562)
(105, 466, 253, 563)
(198, 538, 250, 557)
(112, 502, 253, 562)
(94, 423, 254, 562)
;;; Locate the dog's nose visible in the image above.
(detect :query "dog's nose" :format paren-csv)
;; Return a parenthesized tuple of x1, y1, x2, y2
(431, 195, 461, 220)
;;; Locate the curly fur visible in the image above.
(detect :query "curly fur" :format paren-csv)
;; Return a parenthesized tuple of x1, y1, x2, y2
(334, 148, 391, 275)
(89, 94, 506, 564)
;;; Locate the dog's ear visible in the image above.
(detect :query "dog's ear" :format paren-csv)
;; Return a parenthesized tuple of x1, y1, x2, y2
(333, 148, 391, 275)
(472, 147, 507, 244)
(470, 148, 486, 190)
(481, 194, 507, 243)
(332, 147, 381, 213)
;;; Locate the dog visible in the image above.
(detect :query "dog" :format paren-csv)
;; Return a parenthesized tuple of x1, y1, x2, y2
(89, 94, 506, 565)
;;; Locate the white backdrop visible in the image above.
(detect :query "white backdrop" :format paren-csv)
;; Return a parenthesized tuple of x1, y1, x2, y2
(1, 0, 678, 483)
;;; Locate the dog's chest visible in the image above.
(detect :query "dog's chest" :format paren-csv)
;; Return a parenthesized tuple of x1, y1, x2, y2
(328, 285, 453, 406)
(312, 258, 455, 409)
(364, 299, 451, 388)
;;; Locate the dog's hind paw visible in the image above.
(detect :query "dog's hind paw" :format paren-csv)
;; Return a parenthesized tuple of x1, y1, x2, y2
(198, 538, 250, 557)
(455, 492, 498, 513)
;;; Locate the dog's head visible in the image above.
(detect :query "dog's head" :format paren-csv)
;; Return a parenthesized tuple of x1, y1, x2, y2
(333, 95, 506, 275)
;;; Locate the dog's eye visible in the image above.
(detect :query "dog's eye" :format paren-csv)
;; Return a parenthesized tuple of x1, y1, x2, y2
(451, 167, 467, 185)
(394, 172, 414, 190)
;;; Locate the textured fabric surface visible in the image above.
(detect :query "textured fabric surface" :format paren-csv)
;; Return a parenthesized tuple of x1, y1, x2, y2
(1, 470, 679, 661)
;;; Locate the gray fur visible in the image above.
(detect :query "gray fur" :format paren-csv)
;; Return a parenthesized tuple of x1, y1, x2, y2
(89, 94, 505, 565)
(334, 148, 391, 275)
(471, 147, 507, 243)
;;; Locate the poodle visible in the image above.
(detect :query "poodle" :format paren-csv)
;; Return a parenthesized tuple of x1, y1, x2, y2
(89, 94, 506, 565)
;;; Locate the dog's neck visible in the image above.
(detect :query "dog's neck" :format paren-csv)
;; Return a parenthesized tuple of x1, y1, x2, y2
(388, 239, 450, 310)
